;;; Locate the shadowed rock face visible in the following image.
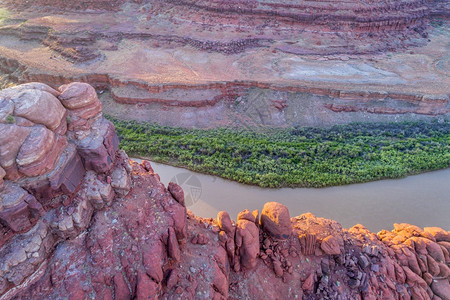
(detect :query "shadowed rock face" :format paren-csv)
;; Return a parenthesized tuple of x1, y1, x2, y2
(0, 82, 449, 300)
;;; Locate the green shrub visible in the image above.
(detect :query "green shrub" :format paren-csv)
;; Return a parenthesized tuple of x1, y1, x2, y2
(107, 116, 450, 188)
(6, 115, 15, 124)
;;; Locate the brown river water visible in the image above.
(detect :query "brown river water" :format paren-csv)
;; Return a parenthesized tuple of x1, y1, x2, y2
(133, 159, 450, 232)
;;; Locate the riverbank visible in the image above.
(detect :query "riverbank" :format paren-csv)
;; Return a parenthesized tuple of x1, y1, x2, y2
(110, 116, 450, 188)
(133, 158, 450, 232)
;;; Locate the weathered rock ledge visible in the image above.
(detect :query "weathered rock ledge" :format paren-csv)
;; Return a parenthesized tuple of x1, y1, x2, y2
(1, 0, 449, 128)
(1, 82, 449, 299)
(1, 54, 448, 128)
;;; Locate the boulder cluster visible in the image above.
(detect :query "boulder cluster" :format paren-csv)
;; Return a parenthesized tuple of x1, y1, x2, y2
(0, 82, 131, 297)
(0, 82, 448, 300)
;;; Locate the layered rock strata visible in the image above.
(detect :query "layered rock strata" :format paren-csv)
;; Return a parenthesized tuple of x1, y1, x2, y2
(1, 0, 435, 36)
(0, 0, 449, 128)
(1, 55, 448, 128)
(0, 0, 439, 57)
(0, 82, 449, 299)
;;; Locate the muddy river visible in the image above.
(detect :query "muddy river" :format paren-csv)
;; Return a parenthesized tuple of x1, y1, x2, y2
(132, 159, 450, 232)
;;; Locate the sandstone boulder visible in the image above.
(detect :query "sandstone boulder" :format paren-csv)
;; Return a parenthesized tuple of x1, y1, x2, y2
(84, 171, 115, 209)
(235, 217, 259, 270)
(16, 126, 66, 177)
(260, 202, 292, 239)
(111, 165, 131, 196)
(0, 124, 32, 174)
(0, 182, 44, 232)
(299, 233, 317, 256)
(424, 227, 450, 243)
(302, 273, 315, 292)
(140, 161, 153, 173)
(117, 150, 132, 173)
(272, 259, 283, 277)
(321, 235, 341, 255)
(217, 211, 233, 234)
(142, 242, 164, 283)
(59, 82, 101, 112)
(77, 119, 119, 173)
(431, 279, 450, 300)
(439, 241, 450, 255)
(427, 254, 441, 277)
(12, 89, 65, 131)
(237, 209, 256, 223)
(438, 262, 450, 278)
(59, 83, 102, 139)
(16, 126, 55, 168)
(217, 211, 236, 265)
(21, 144, 86, 203)
(425, 240, 445, 263)
(403, 266, 427, 289)
(167, 200, 187, 242)
(168, 182, 185, 207)
(168, 227, 181, 262)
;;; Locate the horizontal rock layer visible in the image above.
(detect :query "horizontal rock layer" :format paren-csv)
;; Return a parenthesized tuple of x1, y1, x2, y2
(1, 54, 448, 128)
(2, 0, 438, 34)
(0, 0, 448, 131)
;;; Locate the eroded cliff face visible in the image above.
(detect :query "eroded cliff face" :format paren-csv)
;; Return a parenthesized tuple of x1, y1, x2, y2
(0, 0, 439, 58)
(0, 0, 449, 128)
(0, 0, 439, 36)
(0, 82, 449, 300)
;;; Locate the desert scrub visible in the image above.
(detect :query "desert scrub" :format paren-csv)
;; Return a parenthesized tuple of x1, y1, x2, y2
(107, 116, 450, 188)
(0, 74, 15, 91)
(0, 8, 10, 25)
(5, 115, 15, 124)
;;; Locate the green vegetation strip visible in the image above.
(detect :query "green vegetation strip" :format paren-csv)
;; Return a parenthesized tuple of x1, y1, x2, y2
(108, 116, 450, 188)
(0, 8, 10, 26)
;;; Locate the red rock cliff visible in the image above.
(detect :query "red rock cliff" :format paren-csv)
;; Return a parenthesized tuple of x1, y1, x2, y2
(0, 83, 449, 299)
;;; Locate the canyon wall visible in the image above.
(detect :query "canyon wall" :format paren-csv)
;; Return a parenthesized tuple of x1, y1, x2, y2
(0, 0, 443, 59)
(0, 0, 448, 128)
(0, 82, 449, 299)
(1, 0, 438, 34)
(0, 55, 448, 129)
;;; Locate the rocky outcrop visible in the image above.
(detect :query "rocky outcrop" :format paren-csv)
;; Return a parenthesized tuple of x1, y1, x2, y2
(260, 202, 292, 240)
(0, 81, 123, 297)
(0, 82, 449, 299)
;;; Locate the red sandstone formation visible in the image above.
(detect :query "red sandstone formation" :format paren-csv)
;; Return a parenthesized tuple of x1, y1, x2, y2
(0, 0, 449, 128)
(1, 0, 438, 39)
(1, 82, 449, 299)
